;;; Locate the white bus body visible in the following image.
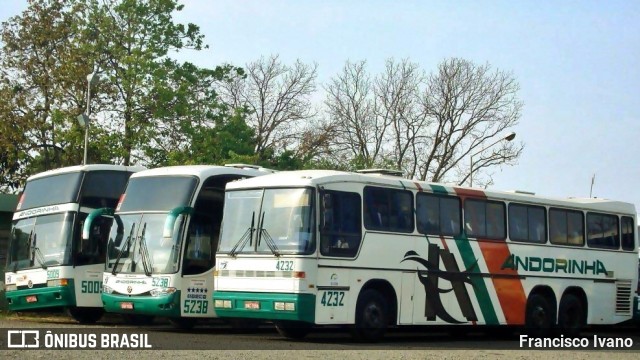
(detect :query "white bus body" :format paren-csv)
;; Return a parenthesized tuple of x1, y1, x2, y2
(96, 165, 274, 327)
(4, 164, 144, 323)
(213, 170, 639, 341)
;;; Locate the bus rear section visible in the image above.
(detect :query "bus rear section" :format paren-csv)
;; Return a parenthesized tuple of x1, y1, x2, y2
(4, 165, 143, 323)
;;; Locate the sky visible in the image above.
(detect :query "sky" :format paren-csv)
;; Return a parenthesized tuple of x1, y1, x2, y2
(1, 0, 639, 212)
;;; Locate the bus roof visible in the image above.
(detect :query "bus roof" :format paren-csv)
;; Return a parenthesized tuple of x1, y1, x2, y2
(226, 170, 637, 215)
(27, 164, 146, 181)
(129, 164, 275, 180)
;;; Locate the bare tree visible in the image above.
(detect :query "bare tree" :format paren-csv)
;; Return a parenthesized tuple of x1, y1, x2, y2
(324, 57, 523, 185)
(324, 60, 386, 168)
(417, 58, 523, 185)
(217, 55, 318, 158)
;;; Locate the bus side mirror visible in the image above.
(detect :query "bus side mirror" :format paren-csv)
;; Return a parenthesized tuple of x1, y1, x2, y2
(163, 206, 194, 238)
(82, 208, 114, 240)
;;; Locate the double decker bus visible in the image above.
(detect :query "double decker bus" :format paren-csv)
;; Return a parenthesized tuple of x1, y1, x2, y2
(4, 164, 144, 323)
(213, 169, 638, 341)
(94, 164, 274, 328)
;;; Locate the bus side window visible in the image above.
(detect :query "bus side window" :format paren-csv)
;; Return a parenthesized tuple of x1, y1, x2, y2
(320, 191, 361, 257)
(621, 216, 635, 251)
(183, 214, 214, 275)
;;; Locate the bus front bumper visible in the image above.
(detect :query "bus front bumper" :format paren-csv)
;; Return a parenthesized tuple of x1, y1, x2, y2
(212, 291, 315, 323)
(5, 283, 76, 311)
(102, 291, 181, 317)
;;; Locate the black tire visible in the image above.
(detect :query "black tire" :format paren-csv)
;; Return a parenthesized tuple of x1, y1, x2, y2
(274, 320, 312, 340)
(525, 294, 554, 337)
(67, 307, 104, 324)
(557, 293, 585, 337)
(169, 317, 197, 330)
(228, 318, 261, 331)
(121, 314, 155, 326)
(351, 289, 388, 342)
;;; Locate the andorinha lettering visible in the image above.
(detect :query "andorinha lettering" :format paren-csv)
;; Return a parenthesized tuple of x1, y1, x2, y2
(502, 254, 608, 276)
(519, 335, 633, 348)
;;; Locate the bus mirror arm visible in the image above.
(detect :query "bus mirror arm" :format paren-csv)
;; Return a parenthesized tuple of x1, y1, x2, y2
(163, 206, 194, 238)
(82, 208, 115, 240)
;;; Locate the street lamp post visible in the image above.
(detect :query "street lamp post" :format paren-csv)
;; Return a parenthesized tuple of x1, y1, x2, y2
(78, 72, 99, 165)
(469, 132, 516, 187)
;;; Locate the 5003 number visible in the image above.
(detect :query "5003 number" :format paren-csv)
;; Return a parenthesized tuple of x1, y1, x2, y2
(320, 291, 345, 307)
(183, 299, 208, 314)
(81, 280, 101, 293)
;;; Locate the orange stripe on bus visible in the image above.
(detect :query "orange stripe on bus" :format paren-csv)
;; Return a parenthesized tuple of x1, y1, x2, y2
(477, 240, 527, 325)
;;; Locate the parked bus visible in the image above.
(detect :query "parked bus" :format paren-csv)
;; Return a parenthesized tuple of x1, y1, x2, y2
(212, 169, 639, 341)
(4, 164, 144, 323)
(94, 164, 274, 328)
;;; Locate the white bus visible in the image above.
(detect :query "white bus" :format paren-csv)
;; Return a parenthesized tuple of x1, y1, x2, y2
(94, 164, 274, 328)
(213, 170, 639, 341)
(4, 164, 144, 323)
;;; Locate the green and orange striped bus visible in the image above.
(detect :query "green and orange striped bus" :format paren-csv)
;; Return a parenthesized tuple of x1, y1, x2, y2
(212, 169, 638, 341)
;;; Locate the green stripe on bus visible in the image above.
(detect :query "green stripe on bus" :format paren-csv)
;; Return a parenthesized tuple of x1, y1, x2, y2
(428, 184, 499, 325)
(430, 184, 449, 195)
(453, 234, 499, 325)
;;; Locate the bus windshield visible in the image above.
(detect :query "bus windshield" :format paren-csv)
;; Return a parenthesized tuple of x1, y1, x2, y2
(118, 176, 197, 212)
(20, 173, 82, 210)
(219, 188, 315, 255)
(106, 213, 184, 275)
(7, 212, 74, 271)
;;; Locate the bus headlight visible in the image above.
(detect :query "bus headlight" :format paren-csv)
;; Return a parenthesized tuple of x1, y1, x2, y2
(274, 302, 296, 311)
(4, 284, 17, 292)
(47, 279, 69, 287)
(214, 299, 232, 308)
(150, 287, 177, 297)
(102, 285, 114, 294)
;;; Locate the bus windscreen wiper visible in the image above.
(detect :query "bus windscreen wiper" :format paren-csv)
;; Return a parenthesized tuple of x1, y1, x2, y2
(258, 211, 280, 257)
(138, 222, 152, 277)
(31, 234, 47, 269)
(111, 223, 136, 275)
(229, 212, 255, 257)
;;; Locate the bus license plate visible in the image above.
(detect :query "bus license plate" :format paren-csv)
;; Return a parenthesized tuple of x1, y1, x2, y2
(244, 301, 260, 310)
(120, 302, 134, 310)
(26, 295, 37, 303)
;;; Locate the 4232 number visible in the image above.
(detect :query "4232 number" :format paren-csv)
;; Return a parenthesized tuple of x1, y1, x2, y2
(320, 291, 345, 307)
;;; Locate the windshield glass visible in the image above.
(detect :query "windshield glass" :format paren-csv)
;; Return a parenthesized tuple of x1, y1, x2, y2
(7, 213, 74, 270)
(118, 176, 197, 212)
(219, 188, 315, 255)
(218, 190, 263, 254)
(19, 173, 82, 210)
(106, 213, 185, 274)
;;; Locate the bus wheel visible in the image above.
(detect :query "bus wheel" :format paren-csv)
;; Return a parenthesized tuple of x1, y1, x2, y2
(274, 320, 311, 340)
(352, 289, 388, 342)
(525, 294, 553, 337)
(121, 314, 155, 326)
(228, 318, 261, 331)
(169, 317, 197, 330)
(67, 307, 104, 324)
(557, 294, 585, 337)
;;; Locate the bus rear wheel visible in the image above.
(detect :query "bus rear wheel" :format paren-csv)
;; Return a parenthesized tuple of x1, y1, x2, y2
(274, 320, 311, 340)
(525, 294, 553, 337)
(352, 289, 388, 342)
(557, 294, 585, 337)
(67, 307, 104, 324)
